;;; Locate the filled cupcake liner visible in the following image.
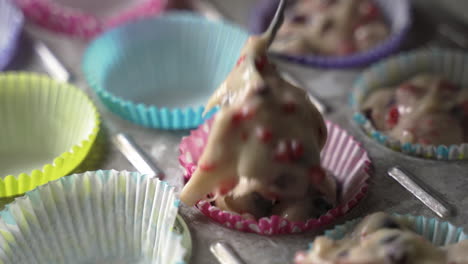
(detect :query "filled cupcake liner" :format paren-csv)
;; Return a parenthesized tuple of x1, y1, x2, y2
(306, 214, 467, 251)
(83, 12, 248, 130)
(249, 0, 411, 68)
(0, 0, 23, 70)
(0, 72, 100, 197)
(14, 0, 166, 39)
(179, 119, 372, 235)
(350, 49, 468, 160)
(0, 170, 187, 264)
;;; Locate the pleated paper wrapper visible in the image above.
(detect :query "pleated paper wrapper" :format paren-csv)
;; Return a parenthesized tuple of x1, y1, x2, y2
(179, 119, 372, 235)
(0, 170, 187, 264)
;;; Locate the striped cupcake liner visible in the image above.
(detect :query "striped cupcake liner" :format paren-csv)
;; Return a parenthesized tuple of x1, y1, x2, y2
(14, 0, 166, 39)
(179, 119, 372, 235)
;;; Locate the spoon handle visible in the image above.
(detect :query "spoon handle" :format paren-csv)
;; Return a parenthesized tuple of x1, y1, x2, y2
(112, 133, 165, 179)
(210, 241, 246, 264)
(263, 0, 286, 46)
(387, 166, 451, 218)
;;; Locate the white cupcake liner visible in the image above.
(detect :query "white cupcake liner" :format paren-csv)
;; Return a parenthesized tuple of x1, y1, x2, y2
(0, 170, 188, 264)
(351, 49, 468, 160)
(179, 119, 372, 235)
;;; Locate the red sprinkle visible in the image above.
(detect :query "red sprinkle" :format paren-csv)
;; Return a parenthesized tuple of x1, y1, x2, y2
(274, 141, 290, 162)
(438, 80, 458, 91)
(282, 101, 297, 114)
(256, 126, 273, 143)
(386, 106, 399, 127)
(236, 55, 246, 67)
(231, 106, 255, 124)
(255, 55, 269, 72)
(399, 83, 421, 95)
(264, 191, 280, 201)
(241, 131, 249, 141)
(290, 140, 304, 159)
(199, 162, 216, 172)
(218, 179, 238, 196)
(308, 166, 325, 185)
(360, 1, 379, 22)
(419, 138, 431, 145)
(337, 41, 356, 56)
(461, 101, 468, 116)
(426, 118, 434, 127)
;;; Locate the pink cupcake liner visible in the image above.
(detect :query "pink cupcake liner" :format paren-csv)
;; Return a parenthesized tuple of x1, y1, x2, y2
(14, 0, 166, 39)
(179, 119, 372, 235)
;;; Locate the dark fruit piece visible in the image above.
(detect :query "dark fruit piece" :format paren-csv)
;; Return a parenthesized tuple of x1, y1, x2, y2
(381, 218, 401, 229)
(313, 197, 332, 212)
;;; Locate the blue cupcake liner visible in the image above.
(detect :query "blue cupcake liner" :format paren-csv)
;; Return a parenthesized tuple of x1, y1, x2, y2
(83, 12, 248, 130)
(249, 0, 411, 69)
(0, 0, 24, 70)
(0, 170, 188, 264)
(350, 48, 468, 160)
(309, 214, 467, 250)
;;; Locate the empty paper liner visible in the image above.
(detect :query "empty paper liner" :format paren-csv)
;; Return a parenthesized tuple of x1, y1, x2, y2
(14, 0, 166, 39)
(179, 119, 372, 235)
(0, 0, 23, 70)
(351, 49, 468, 160)
(0, 170, 189, 263)
(249, 0, 411, 68)
(0, 72, 99, 197)
(83, 12, 249, 130)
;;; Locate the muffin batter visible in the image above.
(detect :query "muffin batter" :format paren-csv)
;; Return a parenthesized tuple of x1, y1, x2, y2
(272, 0, 389, 56)
(180, 32, 336, 221)
(295, 212, 468, 264)
(361, 74, 468, 145)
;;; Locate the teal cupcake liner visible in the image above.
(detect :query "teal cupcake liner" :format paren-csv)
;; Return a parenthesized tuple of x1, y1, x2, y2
(0, 170, 188, 264)
(311, 214, 467, 248)
(350, 49, 468, 160)
(83, 12, 249, 130)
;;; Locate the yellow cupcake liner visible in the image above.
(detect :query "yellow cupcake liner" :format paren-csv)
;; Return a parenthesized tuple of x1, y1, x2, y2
(0, 72, 100, 197)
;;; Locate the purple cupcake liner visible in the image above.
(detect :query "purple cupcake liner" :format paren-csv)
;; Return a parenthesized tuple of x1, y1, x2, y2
(249, 0, 411, 69)
(0, 0, 24, 70)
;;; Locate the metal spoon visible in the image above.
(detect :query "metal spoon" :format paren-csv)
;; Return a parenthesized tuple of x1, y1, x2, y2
(33, 40, 71, 82)
(112, 133, 165, 179)
(387, 166, 452, 218)
(262, 0, 286, 46)
(210, 241, 246, 264)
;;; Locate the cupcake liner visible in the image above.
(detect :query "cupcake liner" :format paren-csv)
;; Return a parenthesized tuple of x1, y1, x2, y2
(0, 72, 100, 197)
(83, 12, 249, 130)
(306, 214, 467, 250)
(0, 0, 23, 70)
(179, 119, 372, 235)
(0, 170, 188, 264)
(14, 0, 166, 39)
(249, 0, 411, 68)
(350, 49, 468, 160)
